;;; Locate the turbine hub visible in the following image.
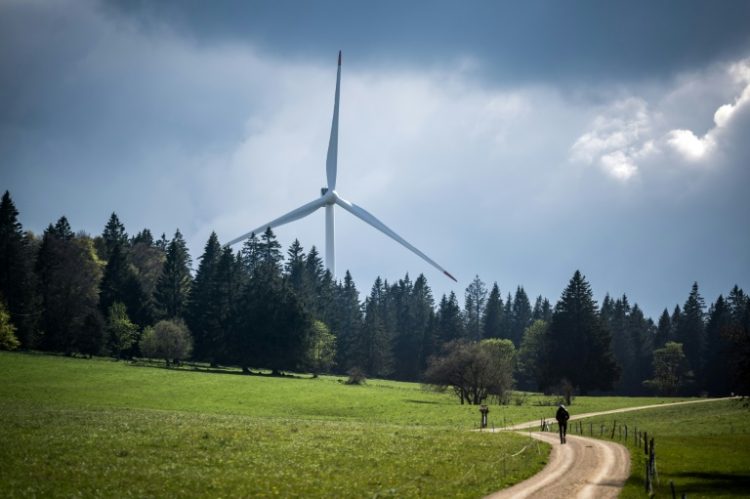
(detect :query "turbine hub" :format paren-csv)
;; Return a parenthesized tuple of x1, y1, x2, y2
(321, 187, 337, 205)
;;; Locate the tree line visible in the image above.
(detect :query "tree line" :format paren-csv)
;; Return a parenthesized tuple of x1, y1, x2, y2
(1, 191, 748, 400)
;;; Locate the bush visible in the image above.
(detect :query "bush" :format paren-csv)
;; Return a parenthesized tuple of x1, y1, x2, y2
(0, 300, 20, 351)
(139, 319, 193, 367)
(345, 367, 367, 385)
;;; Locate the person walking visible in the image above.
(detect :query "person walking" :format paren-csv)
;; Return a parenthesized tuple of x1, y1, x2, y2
(556, 404, 570, 444)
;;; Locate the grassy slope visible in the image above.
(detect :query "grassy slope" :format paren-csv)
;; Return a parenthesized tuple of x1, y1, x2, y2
(1, 352, 544, 498)
(574, 399, 750, 498)
(0, 352, 701, 497)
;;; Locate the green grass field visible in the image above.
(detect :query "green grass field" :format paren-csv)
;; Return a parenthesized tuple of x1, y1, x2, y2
(573, 399, 750, 498)
(0, 351, 703, 497)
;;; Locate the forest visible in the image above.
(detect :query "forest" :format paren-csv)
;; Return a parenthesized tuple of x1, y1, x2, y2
(1, 190, 748, 400)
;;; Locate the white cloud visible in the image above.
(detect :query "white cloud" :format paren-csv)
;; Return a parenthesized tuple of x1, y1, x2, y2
(569, 97, 652, 181)
(571, 58, 750, 177)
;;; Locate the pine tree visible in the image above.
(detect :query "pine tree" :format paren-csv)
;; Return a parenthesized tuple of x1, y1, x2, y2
(154, 229, 192, 319)
(655, 309, 672, 348)
(350, 277, 393, 377)
(510, 286, 532, 346)
(464, 275, 487, 341)
(435, 292, 464, 346)
(676, 282, 706, 387)
(482, 283, 504, 339)
(231, 262, 311, 374)
(335, 270, 364, 372)
(704, 295, 733, 396)
(187, 232, 222, 361)
(0, 191, 38, 347)
(36, 222, 102, 354)
(541, 270, 619, 393)
(101, 212, 128, 260)
(532, 295, 552, 323)
(285, 239, 308, 307)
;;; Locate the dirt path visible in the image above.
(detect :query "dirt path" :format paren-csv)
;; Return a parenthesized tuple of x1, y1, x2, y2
(486, 432, 629, 499)
(484, 397, 736, 499)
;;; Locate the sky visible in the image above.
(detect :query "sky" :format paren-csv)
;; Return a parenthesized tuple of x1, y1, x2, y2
(2, 0, 749, 319)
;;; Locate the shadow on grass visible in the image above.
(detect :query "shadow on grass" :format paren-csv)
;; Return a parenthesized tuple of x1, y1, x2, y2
(670, 471, 750, 494)
(127, 360, 309, 379)
(404, 399, 440, 405)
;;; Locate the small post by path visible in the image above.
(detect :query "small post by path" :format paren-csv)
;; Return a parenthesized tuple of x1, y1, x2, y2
(480, 405, 489, 429)
(670, 480, 676, 499)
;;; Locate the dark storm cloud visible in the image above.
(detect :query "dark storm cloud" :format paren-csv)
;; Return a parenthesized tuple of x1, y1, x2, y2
(107, 0, 750, 84)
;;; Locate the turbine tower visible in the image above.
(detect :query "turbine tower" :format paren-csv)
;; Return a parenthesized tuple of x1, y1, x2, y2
(226, 51, 456, 282)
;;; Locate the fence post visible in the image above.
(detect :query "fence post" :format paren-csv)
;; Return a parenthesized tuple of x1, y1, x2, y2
(590, 422, 593, 436)
(624, 424, 628, 441)
(611, 420, 617, 439)
(670, 480, 676, 499)
(644, 431, 648, 455)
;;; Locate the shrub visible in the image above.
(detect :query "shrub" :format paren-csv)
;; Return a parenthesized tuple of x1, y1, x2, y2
(139, 319, 192, 367)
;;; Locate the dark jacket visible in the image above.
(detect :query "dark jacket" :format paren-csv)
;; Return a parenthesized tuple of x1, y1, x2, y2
(556, 406, 569, 424)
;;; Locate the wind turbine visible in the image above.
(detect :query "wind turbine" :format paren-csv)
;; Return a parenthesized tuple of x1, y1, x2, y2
(226, 51, 457, 282)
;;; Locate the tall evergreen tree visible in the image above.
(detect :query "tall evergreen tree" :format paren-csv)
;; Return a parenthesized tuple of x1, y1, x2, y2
(187, 232, 222, 361)
(0, 191, 38, 347)
(655, 309, 672, 348)
(464, 275, 487, 341)
(154, 229, 192, 319)
(510, 286, 532, 346)
(335, 270, 364, 372)
(532, 295, 553, 323)
(541, 270, 619, 393)
(704, 295, 733, 396)
(435, 292, 464, 346)
(482, 283, 505, 339)
(676, 282, 706, 387)
(101, 212, 128, 260)
(351, 277, 393, 377)
(35, 223, 103, 353)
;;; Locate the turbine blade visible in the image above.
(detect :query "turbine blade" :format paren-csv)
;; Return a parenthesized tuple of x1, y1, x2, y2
(225, 197, 327, 247)
(334, 196, 457, 282)
(326, 51, 341, 191)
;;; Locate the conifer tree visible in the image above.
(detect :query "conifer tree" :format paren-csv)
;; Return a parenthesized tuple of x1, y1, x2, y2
(704, 295, 733, 395)
(350, 277, 393, 377)
(676, 282, 706, 386)
(154, 229, 192, 319)
(482, 283, 504, 339)
(0, 191, 38, 347)
(532, 295, 552, 322)
(187, 232, 222, 361)
(510, 286, 532, 346)
(464, 275, 487, 341)
(101, 212, 128, 260)
(335, 270, 364, 371)
(435, 292, 464, 346)
(655, 309, 672, 348)
(36, 222, 102, 353)
(541, 270, 619, 393)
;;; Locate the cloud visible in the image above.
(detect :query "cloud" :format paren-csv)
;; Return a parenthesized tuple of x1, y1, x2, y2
(569, 97, 653, 181)
(570, 58, 750, 179)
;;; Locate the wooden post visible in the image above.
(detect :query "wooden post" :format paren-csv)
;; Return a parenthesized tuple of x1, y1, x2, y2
(590, 422, 593, 436)
(670, 480, 676, 499)
(644, 431, 648, 455)
(611, 420, 617, 439)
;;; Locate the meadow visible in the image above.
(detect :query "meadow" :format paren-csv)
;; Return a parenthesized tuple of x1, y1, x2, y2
(0, 351, 695, 497)
(573, 399, 750, 498)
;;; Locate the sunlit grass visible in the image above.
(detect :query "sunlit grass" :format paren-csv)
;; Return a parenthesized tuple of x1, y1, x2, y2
(575, 399, 750, 498)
